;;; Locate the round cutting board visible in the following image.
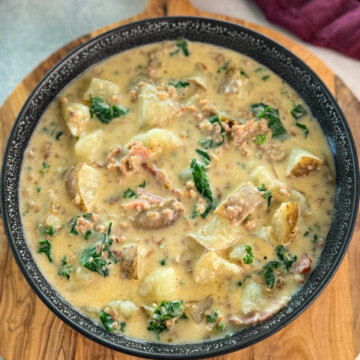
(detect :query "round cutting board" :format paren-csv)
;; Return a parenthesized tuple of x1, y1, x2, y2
(0, 1, 359, 359)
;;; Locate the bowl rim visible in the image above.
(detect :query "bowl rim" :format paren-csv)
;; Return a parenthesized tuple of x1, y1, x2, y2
(1, 15, 359, 359)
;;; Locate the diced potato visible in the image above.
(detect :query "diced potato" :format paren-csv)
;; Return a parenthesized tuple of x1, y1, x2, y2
(130, 128, 181, 151)
(194, 251, 241, 284)
(138, 267, 177, 301)
(138, 84, 179, 128)
(44, 214, 62, 230)
(272, 202, 299, 244)
(83, 77, 119, 102)
(219, 66, 253, 100)
(61, 101, 90, 137)
(241, 282, 266, 314)
(188, 216, 241, 251)
(65, 163, 99, 211)
(108, 300, 138, 319)
(118, 244, 144, 280)
(75, 130, 103, 163)
(287, 148, 323, 177)
(187, 63, 210, 90)
(214, 182, 266, 223)
(229, 245, 249, 264)
(252, 226, 271, 243)
(290, 189, 312, 217)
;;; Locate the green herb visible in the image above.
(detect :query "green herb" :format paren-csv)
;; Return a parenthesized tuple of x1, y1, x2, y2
(263, 261, 282, 288)
(190, 159, 213, 218)
(55, 131, 63, 140)
(255, 67, 265, 72)
(190, 204, 199, 219)
(237, 281, 243, 286)
(100, 310, 117, 332)
(214, 323, 225, 333)
(135, 64, 143, 70)
(138, 180, 146, 188)
(243, 245, 254, 264)
(312, 234, 318, 243)
(39, 162, 50, 175)
(39, 224, 54, 236)
(123, 187, 138, 199)
(147, 300, 184, 335)
(159, 256, 168, 266)
(296, 122, 309, 138)
(262, 75, 270, 81)
(119, 322, 126, 332)
(38, 240, 52, 262)
(253, 133, 266, 145)
(275, 245, 297, 271)
(257, 184, 272, 206)
(170, 37, 189, 57)
(196, 148, 211, 165)
(168, 80, 190, 88)
(206, 309, 219, 323)
(36, 186, 42, 192)
(84, 230, 92, 240)
(217, 60, 231, 73)
(304, 229, 311, 236)
(90, 96, 129, 124)
(250, 103, 287, 138)
(69, 213, 92, 235)
(291, 104, 307, 120)
(240, 68, 249, 78)
(58, 256, 72, 279)
(199, 114, 225, 149)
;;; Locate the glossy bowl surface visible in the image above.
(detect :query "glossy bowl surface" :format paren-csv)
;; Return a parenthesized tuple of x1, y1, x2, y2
(1, 17, 359, 359)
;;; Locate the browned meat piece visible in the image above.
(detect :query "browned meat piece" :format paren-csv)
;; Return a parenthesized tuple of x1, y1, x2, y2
(229, 311, 273, 326)
(265, 145, 286, 162)
(147, 52, 161, 78)
(190, 296, 213, 324)
(115, 244, 143, 280)
(231, 119, 268, 149)
(294, 254, 312, 274)
(214, 182, 266, 224)
(132, 198, 184, 230)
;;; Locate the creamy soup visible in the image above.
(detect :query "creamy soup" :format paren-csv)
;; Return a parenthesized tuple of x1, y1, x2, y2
(19, 39, 335, 343)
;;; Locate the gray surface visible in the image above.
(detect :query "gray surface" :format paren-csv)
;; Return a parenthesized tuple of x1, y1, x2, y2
(1, 0, 359, 106)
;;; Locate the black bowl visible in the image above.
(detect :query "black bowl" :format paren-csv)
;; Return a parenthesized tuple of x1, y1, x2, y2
(1, 17, 359, 359)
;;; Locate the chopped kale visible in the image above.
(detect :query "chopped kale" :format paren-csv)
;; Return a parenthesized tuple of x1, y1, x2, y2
(196, 148, 211, 165)
(168, 80, 190, 88)
(262, 75, 270, 81)
(253, 133, 266, 145)
(190, 159, 214, 218)
(263, 261, 282, 288)
(275, 245, 297, 271)
(147, 300, 184, 335)
(119, 322, 126, 332)
(304, 229, 311, 236)
(36, 186, 42, 192)
(138, 180, 146, 188)
(206, 309, 219, 323)
(84, 230, 92, 240)
(69, 213, 92, 235)
(291, 104, 308, 120)
(90, 96, 129, 124)
(38, 240, 52, 262)
(217, 60, 231, 73)
(100, 310, 117, 332)
(199, 114, 226, 149)
(39, 224, 54, 236)
(240, 68, 249, 78)
(190, 204, 199, 219)
(159, 256, 168, 266)
(214, 323, 225, 333)
(58, 256, 72, 279)
(296, 122, 309, 138)
(170, 37, 189, 57)
(55, 131, 63, 140)
(39, 162, 50, 175)
(255, 67, 265, 72)
(312, 234, 318, 243)
(123, 187, 138, 199)
(250, 103, 287, 138)
(257, 184, 272, 206)
(243, 245, 254, 264)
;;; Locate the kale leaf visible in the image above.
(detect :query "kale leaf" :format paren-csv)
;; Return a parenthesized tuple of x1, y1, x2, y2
(190, 159, 214, 218)
(168, 80, 190, 88)
(275, 245, 297, 271)
(291, 104, 307, 120)
(100, 310, 117, 332)
(90, 96, 129, 124)
(58, 256, 72, 279)
(170, 37, 189, 57)
(250, 103, 287, 138)
(217, 60, 231, 73)
(295, 122, 309, 138)
(206, 309, 219, 323)
(195, 148, 211, 165)
(263, 261, 282, 288)
(123, 187, 138, 198)
(39, 224, 54, 236)
(253, 133, 266, 145)
(69, 213, 92, 235)
(38, 240, 52, 262)
(243, 245, 254, 264)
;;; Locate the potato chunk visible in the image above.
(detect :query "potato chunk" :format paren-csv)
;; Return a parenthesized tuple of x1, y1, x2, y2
(272, 202, 299, 244)
(65, 163, 99, 211)
(118, 244, 144, 280)
(194, 251, 241, 284)
(219, 66, 253, 100)
(83, 77, 119, 102)
(75, 129, 103, 163)
(138, 84, 179, 128)
(108, 300, 138, 319)
(138, 267, 177, 301)
(130, 128, 181, 151)
(241, 282, 266, 314)
(287, 148, 323, 177)
(188, 216, 241, 251)
(61, 101, 90, 137)
(186, 63, 210, 90)
(214, 182, 266, 224)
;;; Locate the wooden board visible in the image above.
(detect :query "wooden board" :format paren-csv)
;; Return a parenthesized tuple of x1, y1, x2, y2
(0, 0, 359, 359)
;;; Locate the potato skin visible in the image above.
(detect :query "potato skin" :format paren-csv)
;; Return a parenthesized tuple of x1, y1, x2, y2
(272, 202, 299, 244)
(287, 148, 323, 177)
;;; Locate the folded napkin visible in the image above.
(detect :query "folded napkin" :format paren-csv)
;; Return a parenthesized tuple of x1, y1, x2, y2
(253, 0, 360, 60)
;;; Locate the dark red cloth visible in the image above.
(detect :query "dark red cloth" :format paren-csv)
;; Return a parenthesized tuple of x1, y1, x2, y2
(253, 0, 360, 60)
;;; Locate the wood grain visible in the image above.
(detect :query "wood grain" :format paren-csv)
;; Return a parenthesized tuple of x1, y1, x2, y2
(0, 0, 359, 359)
